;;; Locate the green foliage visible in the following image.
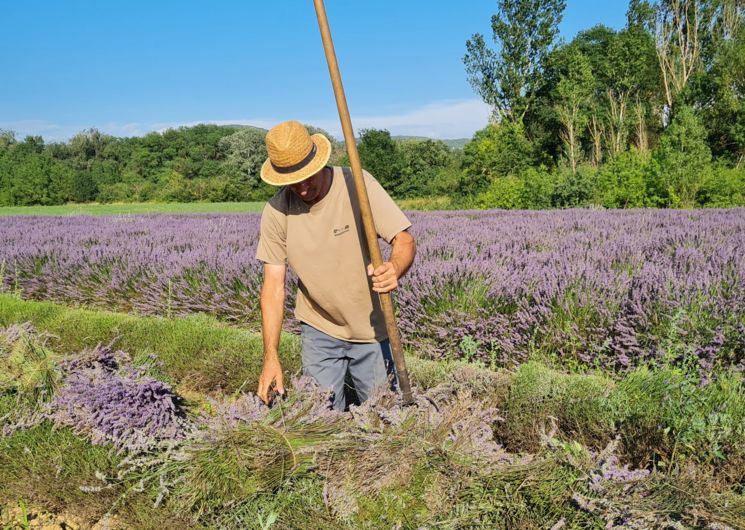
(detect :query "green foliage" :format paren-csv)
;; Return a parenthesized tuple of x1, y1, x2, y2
(595, 149, 650, 208)
(696, 165, 745, 207)
(396, 139, 454, 198)
(519, 166, 554, 209)
(701, 24, 745, 165)
(550, 164, 596, 208)
(218, 128, 266, 181)
(651, 106, 713, 208)
(217, 127, 275, 201)
(551, 45, 594, 171)
(460, 121, 535, 196)
(354, 128, 402, 191)
(464, 0, 567, 122)
(476, 176, 524, 209)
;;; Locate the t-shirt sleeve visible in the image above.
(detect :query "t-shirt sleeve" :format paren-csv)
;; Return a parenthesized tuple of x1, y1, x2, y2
(363, 169, 412, 243)
(255, 202, 288, 265)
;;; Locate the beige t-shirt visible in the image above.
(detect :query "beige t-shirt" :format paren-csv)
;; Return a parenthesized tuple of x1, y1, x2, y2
(256, 166, 411, 343)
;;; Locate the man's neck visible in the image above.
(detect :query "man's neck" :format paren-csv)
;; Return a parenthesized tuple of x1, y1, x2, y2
(307, 167, 333, 206)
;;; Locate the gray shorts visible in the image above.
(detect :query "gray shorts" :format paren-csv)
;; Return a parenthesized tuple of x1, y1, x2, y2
(300, 323, 396, 411)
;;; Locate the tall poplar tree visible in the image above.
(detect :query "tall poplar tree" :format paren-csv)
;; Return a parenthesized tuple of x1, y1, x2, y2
(464, 0, 566, 124)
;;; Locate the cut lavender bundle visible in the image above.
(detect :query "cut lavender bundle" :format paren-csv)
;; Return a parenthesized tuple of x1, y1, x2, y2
(156, 375, 346, 518)
(321, 384, 516, 519)
(48, 342, 190, 451)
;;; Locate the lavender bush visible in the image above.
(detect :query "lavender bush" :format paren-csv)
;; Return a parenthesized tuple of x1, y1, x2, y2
(2, 209, 744, 371)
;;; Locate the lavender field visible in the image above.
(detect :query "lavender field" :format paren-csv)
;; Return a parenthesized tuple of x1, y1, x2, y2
(2, 208, 744, 375)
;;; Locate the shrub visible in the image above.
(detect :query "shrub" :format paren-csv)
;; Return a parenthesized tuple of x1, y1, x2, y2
(651, 105, 713, 208)
(696, 165, 745, 207)
(519, 166, 554, 209)
(460, 121, 536, 196)
(550, 164, 596, 207)
(476, 176, 524, 209)
(595, 149, 649, 208)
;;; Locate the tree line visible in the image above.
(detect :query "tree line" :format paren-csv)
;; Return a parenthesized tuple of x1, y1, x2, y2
(459, 0, 744, 208)
(0, 0, 742, 209)
(0, 124, 462, 206)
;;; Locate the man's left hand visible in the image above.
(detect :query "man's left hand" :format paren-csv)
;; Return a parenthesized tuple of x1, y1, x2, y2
(367, 262, 400, 293)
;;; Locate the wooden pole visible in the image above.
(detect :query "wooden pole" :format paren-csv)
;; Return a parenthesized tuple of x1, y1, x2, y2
(312, 0, 414, 405)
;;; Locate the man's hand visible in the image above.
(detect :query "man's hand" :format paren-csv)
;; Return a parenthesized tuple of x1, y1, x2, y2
(367, 261, 400, 293)
(258, 263, 286, 404)
(257, 358, 285, 404)
(366, 230, 416, 294)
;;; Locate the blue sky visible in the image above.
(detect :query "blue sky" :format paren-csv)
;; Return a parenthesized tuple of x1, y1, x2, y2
(1, 1, 628, 142)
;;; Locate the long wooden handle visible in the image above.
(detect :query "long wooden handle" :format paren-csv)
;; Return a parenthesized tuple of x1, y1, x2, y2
(312, 0, 414, 405)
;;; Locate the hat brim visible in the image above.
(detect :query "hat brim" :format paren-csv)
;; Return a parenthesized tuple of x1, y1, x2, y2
(260, 133, 332, 186)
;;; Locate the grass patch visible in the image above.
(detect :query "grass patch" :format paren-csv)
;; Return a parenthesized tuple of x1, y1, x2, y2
(613, 366, 745, 471)
(0, 294, 301, 394)
(502, 361, 616, 452)
(0, 423, 122, 524)
(0, 201, 265, 216)
(397, 195, 454, 211)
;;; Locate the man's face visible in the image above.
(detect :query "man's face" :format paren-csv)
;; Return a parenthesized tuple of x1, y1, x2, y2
(289, 167, 327, 204)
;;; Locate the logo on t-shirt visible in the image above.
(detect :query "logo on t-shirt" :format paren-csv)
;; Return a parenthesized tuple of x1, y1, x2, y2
(333, 224, 350, 236)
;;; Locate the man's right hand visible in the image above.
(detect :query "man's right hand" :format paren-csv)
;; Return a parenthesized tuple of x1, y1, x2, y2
(257, 358, 285, 404)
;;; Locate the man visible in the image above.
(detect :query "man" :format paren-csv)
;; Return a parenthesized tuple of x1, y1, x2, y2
(255, 120, 416, 410)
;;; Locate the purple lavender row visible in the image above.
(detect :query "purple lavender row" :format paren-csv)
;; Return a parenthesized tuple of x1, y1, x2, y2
(2, 209, 745, 372)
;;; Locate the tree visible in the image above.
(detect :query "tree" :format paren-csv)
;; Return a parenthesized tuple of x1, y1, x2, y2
(397, 139, 454, 198)
(700, 24, 745, 165)
(596, 149, 650, 207)
(217, 127, 271, 201)
(355, 129, 402, 191)
(476, 175, 524, 209)
(651, 105, 712, 206)
(603, 28, 659, 155)
(464, 0, 566, 123)
(655, 0, 704, 113)
(219, 128, 267, 183)
(553, 47, 594, 172)
(460, 121, 535, 196)
(627, 0, 657, 33)
(0, 130, 15, 149)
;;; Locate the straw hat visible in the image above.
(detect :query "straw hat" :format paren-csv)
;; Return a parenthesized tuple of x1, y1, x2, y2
(260, 121, 332, 186)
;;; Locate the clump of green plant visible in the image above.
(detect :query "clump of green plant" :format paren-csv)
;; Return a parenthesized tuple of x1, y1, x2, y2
(0, 423, 122, 524)
(502, 361, 616, 452)
(612, 366, 745, 472)
(0, 322, 61, 409)
(142, 378, 346, 522)
(457, 436, 745, 529)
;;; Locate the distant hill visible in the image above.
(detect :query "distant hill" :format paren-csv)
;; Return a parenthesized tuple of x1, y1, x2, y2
(340, 135, 469, 150)
(218, 124, 268, 133)
(218, 125, 469, 150)
(391, 136, 468, 150)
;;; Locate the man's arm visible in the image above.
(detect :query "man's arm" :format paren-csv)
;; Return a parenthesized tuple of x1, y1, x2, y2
(257, 263, 287, 403)
(367, 230, 417, 294)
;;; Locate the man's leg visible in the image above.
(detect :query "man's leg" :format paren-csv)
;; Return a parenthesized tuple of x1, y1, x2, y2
(300, 323, 349, 411)
(347, 339, 397, 403)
